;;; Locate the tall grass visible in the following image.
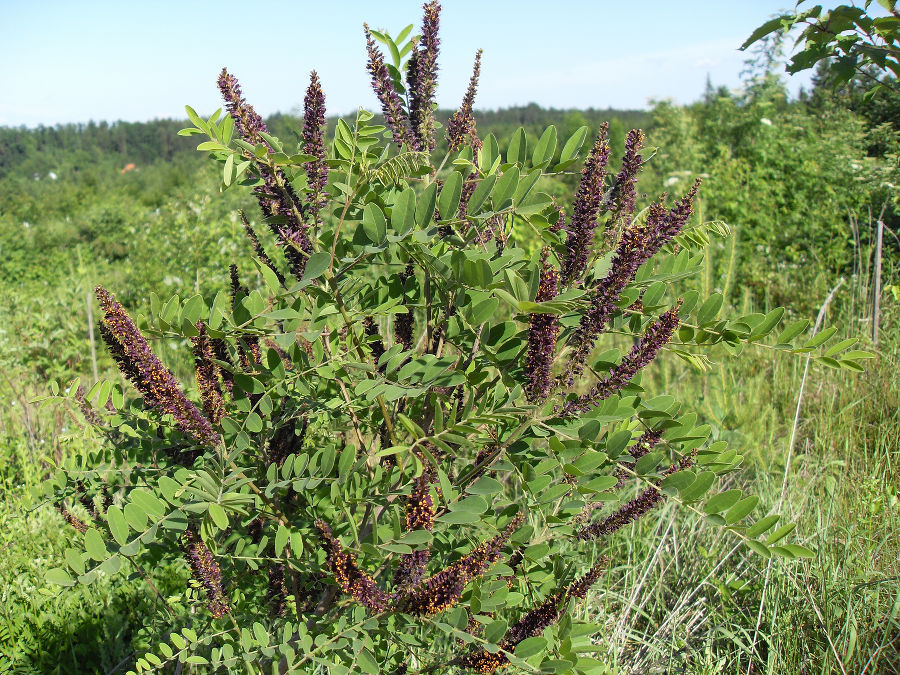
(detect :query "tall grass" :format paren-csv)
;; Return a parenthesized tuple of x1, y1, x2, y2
(575, 226, 900, 674)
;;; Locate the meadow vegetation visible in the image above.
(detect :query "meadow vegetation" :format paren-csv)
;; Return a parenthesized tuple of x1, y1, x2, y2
(0, 5, 898, 673)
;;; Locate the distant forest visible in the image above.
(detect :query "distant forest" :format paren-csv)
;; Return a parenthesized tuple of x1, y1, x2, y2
(0, 104, 651, 180)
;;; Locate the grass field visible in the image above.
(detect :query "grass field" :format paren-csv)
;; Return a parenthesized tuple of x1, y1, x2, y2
(1, 103, 898, 672)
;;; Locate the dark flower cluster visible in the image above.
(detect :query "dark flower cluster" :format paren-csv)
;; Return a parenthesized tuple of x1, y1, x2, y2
(182, 527, 231, 618)
(524, 250, 560, 403)
(217, 68, 268, 145)
(56, 502, 88, 533)
(314, 510, 523, 618)
(606, 128, 644, 221)
(408, 1, 441, 151)
(303, 71, 329, 226)
(550, 204, 566, 234)
(229, 264, 262, 368)
(406, 45, 420, 130)
(461, 650, 508, 675)
(566, 557, 609, 600)
(577, 482, 663, 541)
(562, 123, 610, 284)
(575, 451, 697, 541)
(74, 480, 107, 520)
(267, 417, 308, 468)
(614, 428, 663, 488)
(267, 562, 288, 617)
(401, 513, 523, 616)
(473, 443, 497, 469)
(562, 302, 682, 416)
(394, 473, 436, 588)
(406, 473, 435, 531)
(218, 69, 311, 277)
(96, 285, 220, 447)
(229, 262, 249, 305)
(502, 594, 562, 650)
(191, 321, 225, 425)
(447, 49, 482, 151)
(272, 209, 312, 279)
(573, 428, 665, 528)
(97, 321, 140, 385)
(393, 547, 431, 591)
(74, 384, 102, 425)
(457, 171, 479, 228)
(394, 263, 416, 351)
(365, 25, 417, 149)
(565, 181, 700, 383)
(240, 211, 285, 286)
(263, 338, 292, 370)
(460, 557, 609, 673)
(363, 316, 387, 367)
(210, 337, 235, 395)
(248, 517, 264, 544)
(316, 519, 391, 612)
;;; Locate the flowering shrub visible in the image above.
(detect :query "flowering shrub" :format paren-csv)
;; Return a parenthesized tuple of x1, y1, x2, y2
(40, 3, 872, 673)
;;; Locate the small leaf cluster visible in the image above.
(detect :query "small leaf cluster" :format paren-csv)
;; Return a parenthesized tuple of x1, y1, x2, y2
(742, 1, 900, 98)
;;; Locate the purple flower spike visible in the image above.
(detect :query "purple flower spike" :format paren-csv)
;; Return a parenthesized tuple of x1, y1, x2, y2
(303, 71, 329, 227)
(614, 428, 663, 488)
(460, 651, 508, 674)
(218, 69, 311, 277)
(460, 592, 565, 671)
(96, 285, 220, 447)
(394, 263, 415, 351)
(240, 210, 285, 286)
(74, 385, 102, 425)
(275, 221, 312, 279)
(566, 556, 609, 600)
(447, 50, 483, 152)
(502, 594, 563, 651)
(607, 128, 645, 222)
(575, 452, 696, 541)
(394, 474, 436, 589)
(524, 250, 560, 403)
(563, 302, 681, 416)
(210, 337, 234, 395)
(565, 181, 699, 383)
(562, 124, 611, 284)
(406, 474, 435, 532)
(363, 316, 387, 369)
(191, 322, 225, 425)
(229, 265, 261, 369)
(56, 503, 88, 533)
(267, 563, 288, 617)
(229, 263, 249, 310)
(460, 555, 608, 673)
(183, 527, 231, 618)
(316, 519, 391, 613)
(578, 484, 663, 540)
(400, 513, 523, 616)
(365, 24, 417, 149)
(217, 68, 268, 146)
(409, 1, 441, 150)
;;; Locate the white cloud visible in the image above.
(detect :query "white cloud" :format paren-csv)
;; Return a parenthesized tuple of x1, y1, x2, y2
(479, 36, 747, 109)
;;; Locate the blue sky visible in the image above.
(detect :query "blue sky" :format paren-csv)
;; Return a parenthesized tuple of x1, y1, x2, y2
(0, 1, 812, 127)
